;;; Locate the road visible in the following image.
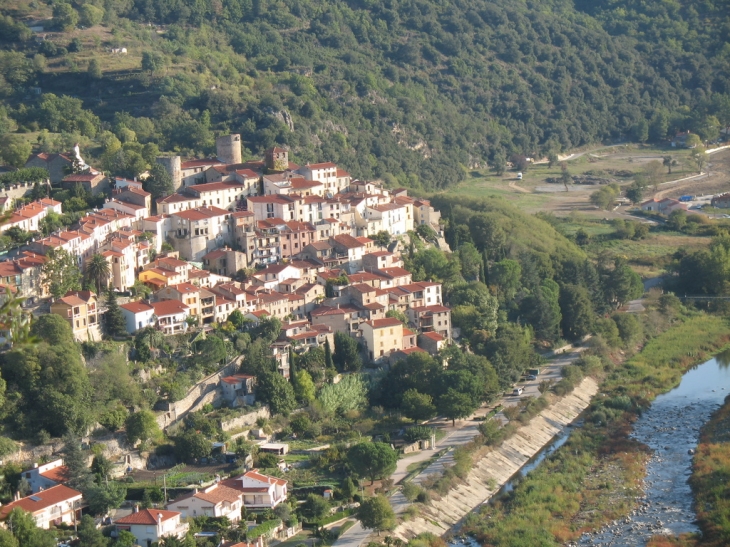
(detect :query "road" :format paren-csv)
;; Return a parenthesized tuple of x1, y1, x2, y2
(331, 347, 587, 547)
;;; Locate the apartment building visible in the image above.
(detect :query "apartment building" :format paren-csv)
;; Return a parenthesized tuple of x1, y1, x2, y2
(170, 206, 233, 261)
(49, 290, 100, 342)
(359, 317, 404, 362)
(151, 299, 189, 334)
(221, 470, 288, 509)
(0, 485, 82, 529)
(0, 198, 62, 234)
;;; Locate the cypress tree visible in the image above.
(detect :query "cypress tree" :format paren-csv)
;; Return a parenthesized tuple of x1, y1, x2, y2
(104, 288, 127, 337)
(324, 339, 334, 370)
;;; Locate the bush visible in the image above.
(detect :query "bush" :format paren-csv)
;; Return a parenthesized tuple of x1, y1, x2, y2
(403, 426, 432, 443)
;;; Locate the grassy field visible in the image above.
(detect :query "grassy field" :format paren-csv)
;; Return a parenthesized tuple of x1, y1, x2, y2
(447, 145, 698, 215)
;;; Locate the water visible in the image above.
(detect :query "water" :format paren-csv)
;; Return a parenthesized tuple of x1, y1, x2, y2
(581, 351, 730, 546)
(450, 351, 730, 547)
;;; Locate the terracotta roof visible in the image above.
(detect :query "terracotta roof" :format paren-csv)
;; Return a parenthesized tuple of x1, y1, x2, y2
(115, 508, 180, 525)
(188, 181, 247, 194)
(173, 206, 229, 221)
(363, 317, 402, 329)
(310, 305, 358, 316)
(151, 300, 189, 317)
(235, 169, 260, 178)
(221, 374, 255, 385)
(0, 485, 82, 520)
(39, 465, 69, 483)
(421, 331, 445, 341)
(62, 173, 102, 182)
(57, 295, 86, 306)
(331, 234, 365, 249)
(120, 301, 154, 314)
(193, 484, 243, 504)
(412, 305, 450, 313)
(181, 158, 223, 169)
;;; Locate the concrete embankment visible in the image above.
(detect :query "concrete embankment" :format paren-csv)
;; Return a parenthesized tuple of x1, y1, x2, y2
(393, 377, 599, 540)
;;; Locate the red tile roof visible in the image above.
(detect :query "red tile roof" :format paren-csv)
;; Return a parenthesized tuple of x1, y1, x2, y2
(0, 485, 82, 520)
(39, 465, 69, 483)
(151, 300, 189, 317)
(120, 301, 154, 314)
(363, 317, 402, 329)
(115, 508, 180, 525)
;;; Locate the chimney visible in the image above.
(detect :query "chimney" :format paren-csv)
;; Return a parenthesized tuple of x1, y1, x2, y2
(157, 513, 162, 524)
(134, 504, 139, 513)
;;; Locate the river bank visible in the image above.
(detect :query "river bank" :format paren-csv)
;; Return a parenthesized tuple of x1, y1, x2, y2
(391, 376, 599, 540)
(460, 313, 730, 547)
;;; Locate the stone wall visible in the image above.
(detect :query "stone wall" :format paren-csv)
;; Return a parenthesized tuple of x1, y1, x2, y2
(220, 407, 270, 432)
(156, 357, 242, 430)
(393, 377, 599, 540)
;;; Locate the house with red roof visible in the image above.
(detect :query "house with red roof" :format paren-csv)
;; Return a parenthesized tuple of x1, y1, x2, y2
(151, 299, 189, 334)
(220, 374, 256, 406)
(170, 206, 233, 261)
(167, 483, 244, 521)
(120, 300, 155, 334)
(221, 470, 288, 509)
(407, 305, 451, 340)
(0, 484, 82, 529)
(114, 508, 189, 546)
(21, 459, 69, 494)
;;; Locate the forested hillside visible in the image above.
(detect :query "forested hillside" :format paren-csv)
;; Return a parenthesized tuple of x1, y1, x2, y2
(0, 0, 729, 188)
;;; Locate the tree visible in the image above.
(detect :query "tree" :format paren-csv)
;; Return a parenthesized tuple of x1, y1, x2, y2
(175, 430, 212, 462)
(347, 443, 398, 484)
(228, 309, 246, 329)
(141, 51, 167, 72)
(400, 389, 436, 422)
(85, 254, 110, 295)
(437, 388, 478, 426)
(6, 508, 55, 547)
(125, 410, 160, 446)
(195, 336, 227, 368)
(692, 146, 707, 172)
(293, 369, 316, 404)
(547, 152, 558, 167)
(52, 3, 78, 31)
(358, 495, 396, 534)
(301, 494, 330, 521)
(30, 313, 73, 345)
(146, 163, 175, 200)
(492, 259, 522, 300)
(625, 180, 646, 204)
(333, 332, 362, 372)
(0, 134, 31, 168)
(385, 309, 408, 326)
(372, 231, 391, 249)
(78, 515, 109, 547)
(87, 58, 102, 80)
(644, 160, 664, 190)
(324, 338, 334, 370)
(84, 482, 127, 516)
(79, 4, 104, 27)
(341, 477, 357, 501)
(257, 371, 296, 415)
(42, 248, 82, 299)
(667, 209, 687, 231)
(104, 288, 127, 337)
(663, 155, 673, 174)
(559, 284, 595, 340)
(458, 242, 482, 280)
(492, 150, 506, 175)
(589, 184, 619, 210)
(62, 435, 93, 492)
(0, 529, 18, 547)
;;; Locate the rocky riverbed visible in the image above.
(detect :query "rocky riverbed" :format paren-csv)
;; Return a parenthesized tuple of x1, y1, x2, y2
(574, 355, 730, 546)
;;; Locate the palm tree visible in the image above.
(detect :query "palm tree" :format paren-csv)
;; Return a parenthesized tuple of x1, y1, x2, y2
(85, 253, 110, 294)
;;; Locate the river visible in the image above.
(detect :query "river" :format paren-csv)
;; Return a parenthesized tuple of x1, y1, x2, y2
(450, 350, 730, 547)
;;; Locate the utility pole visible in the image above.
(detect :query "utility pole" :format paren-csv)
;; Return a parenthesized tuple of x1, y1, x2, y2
(163, 474, 167, 502)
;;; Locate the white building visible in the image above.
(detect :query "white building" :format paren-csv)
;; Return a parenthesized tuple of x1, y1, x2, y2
(114, 508, 189, 546)
(166, 483, 244, 521)
(221, 470, 288, 509)
(120, 301, 156, 334)
(151, 299, 189, 334)
(0, 485, 82, 529)
(0, 198, 62, 234)
(21, 459, 68, 494)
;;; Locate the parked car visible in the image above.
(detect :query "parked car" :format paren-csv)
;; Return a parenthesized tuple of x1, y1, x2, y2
(512, 387, 524, 396)
(526, 375, 537, 381)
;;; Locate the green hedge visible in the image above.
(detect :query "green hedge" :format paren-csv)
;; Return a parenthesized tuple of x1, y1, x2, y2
(304, 508, 356, 528)
(247, 518, 281, 539)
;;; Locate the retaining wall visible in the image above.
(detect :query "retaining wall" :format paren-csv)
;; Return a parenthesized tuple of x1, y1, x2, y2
(393, 376, 599, 540)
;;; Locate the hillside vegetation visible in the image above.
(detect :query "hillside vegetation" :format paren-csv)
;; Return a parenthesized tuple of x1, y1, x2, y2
(0, 0, 729, 188)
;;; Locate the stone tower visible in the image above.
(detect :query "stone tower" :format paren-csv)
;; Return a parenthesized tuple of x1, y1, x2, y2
(216, 134, 242, 165)
(156, 156, 182, 190)
(264, 147, 289, 171)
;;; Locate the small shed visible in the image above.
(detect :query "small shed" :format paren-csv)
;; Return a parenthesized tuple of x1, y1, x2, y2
(259, 443, 289, 456)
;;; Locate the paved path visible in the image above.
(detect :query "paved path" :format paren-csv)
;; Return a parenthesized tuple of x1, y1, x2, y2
(332, 348, 587, 547)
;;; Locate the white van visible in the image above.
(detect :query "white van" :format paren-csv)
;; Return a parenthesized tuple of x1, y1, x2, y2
(517, 172, 523, 180)
(512, 387, 523, 396)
